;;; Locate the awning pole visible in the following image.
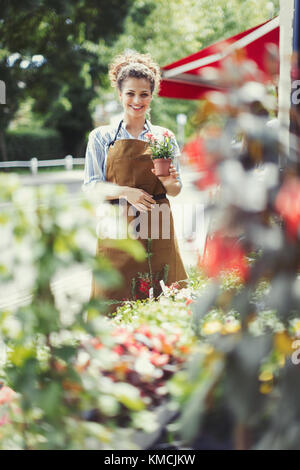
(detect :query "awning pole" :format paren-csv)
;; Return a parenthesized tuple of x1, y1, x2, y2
(290, 0, 300, 172)
(278, 0, 294, 171)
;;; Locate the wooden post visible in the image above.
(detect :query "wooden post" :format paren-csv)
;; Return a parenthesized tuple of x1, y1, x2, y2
(65, 155, 73, 171)
(278, 0, 294, 170)
(30, 157, 38, 175)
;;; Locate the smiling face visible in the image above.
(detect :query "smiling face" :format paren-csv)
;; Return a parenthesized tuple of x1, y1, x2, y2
(118, 77, 152, 119)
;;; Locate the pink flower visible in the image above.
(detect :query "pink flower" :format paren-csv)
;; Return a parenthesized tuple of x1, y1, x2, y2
(136, 325, 152, 338)
(0, 386, 16, 405)
(163, 130, 174, 139)
(145, 132, 154, 141)
(0, 413, 10, 427)
(150, 352, 169, 367)
(145, 132, 152, 138)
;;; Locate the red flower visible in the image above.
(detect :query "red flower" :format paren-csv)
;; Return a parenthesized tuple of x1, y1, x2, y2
(199, 233, 249, 280)
(183, 136, 219, 189)
(183, 136, 207, 167)
(275, 177, 300, 240)
(195, 167, 219, 190)
(113, 345, 124, 355)
(139, 280, 150, 294)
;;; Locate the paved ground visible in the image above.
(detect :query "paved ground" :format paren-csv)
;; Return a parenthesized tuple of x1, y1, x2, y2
(0, 166, 208, 312)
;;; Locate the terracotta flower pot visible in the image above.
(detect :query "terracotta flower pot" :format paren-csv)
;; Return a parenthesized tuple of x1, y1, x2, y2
(153, 158, 172, 176)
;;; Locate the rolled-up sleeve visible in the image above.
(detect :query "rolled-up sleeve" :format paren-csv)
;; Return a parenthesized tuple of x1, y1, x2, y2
(82, 129, 106, 190)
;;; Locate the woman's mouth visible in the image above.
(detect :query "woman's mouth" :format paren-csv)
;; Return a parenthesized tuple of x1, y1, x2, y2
(130, 105, 143, 111)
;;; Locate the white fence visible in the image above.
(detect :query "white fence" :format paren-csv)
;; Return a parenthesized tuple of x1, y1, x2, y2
(0, 155, 85, 174)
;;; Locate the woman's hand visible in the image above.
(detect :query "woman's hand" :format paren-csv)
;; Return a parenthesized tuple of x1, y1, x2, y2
(151, 163, 181, 197)
(121, 187, 156, 212)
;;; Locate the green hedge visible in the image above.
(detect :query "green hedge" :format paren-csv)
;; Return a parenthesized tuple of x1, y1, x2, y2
(5, 128, 64, 161)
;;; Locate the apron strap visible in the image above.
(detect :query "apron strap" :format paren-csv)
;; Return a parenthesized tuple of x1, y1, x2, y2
(109, 118, 151, 147)
(108, 119, 123, 148)
(145, 119, 152, 134)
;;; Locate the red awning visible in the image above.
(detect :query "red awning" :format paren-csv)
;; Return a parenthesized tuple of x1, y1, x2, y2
(159, 17, 279, 100)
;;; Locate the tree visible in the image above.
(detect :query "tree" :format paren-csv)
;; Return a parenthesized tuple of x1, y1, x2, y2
(0, 0, 135, 159)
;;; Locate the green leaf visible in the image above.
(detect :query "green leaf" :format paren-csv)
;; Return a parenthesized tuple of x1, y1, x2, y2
(53, 346, 77, 362)
(7, 345, 36, 367)
(0, 213, 10, 225)
(103, 238, 146, 262)
(37, 382, 63, 419)
(93, 259, 123, 290)
(114, 383, 145, 411)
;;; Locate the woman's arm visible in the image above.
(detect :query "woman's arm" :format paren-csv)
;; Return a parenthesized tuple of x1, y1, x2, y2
(83, 180, 155, 211)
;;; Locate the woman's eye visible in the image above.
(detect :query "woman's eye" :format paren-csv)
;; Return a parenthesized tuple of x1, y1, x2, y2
(126, 92, 149, 97)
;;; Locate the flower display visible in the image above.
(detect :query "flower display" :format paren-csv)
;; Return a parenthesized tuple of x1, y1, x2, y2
(274, 176, 300, 240)
(76, 322, 191, 417)
(145, 131, 175, 161)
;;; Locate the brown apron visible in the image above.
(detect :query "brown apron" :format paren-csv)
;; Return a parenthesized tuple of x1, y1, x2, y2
(90, 131, 187, 313)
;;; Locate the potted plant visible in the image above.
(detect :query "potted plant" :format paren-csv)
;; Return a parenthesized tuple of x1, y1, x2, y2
(145, 130, 175, 176)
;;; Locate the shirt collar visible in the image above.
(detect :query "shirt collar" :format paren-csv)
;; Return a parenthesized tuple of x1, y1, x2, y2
(120, 119, 151, 134)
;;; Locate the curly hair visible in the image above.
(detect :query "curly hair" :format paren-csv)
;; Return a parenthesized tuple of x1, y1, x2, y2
(108, 51, 161, 94)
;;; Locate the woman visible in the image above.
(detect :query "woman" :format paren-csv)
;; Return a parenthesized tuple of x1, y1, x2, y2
(83, 51, 187, 312)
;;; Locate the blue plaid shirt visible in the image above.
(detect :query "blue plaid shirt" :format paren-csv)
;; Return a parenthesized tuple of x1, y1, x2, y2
(82, 118, 182, 190)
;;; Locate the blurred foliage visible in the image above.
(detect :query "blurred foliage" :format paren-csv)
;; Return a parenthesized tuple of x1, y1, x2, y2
(0, 176, 168, 449)
(0, 0, 134, 159)
(0, 0, 279, 160)
(1, 157, 300, 449)
(5, 127, 63, 161)
(162, 36, 300, 448)
(4, 0, 299, 452)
